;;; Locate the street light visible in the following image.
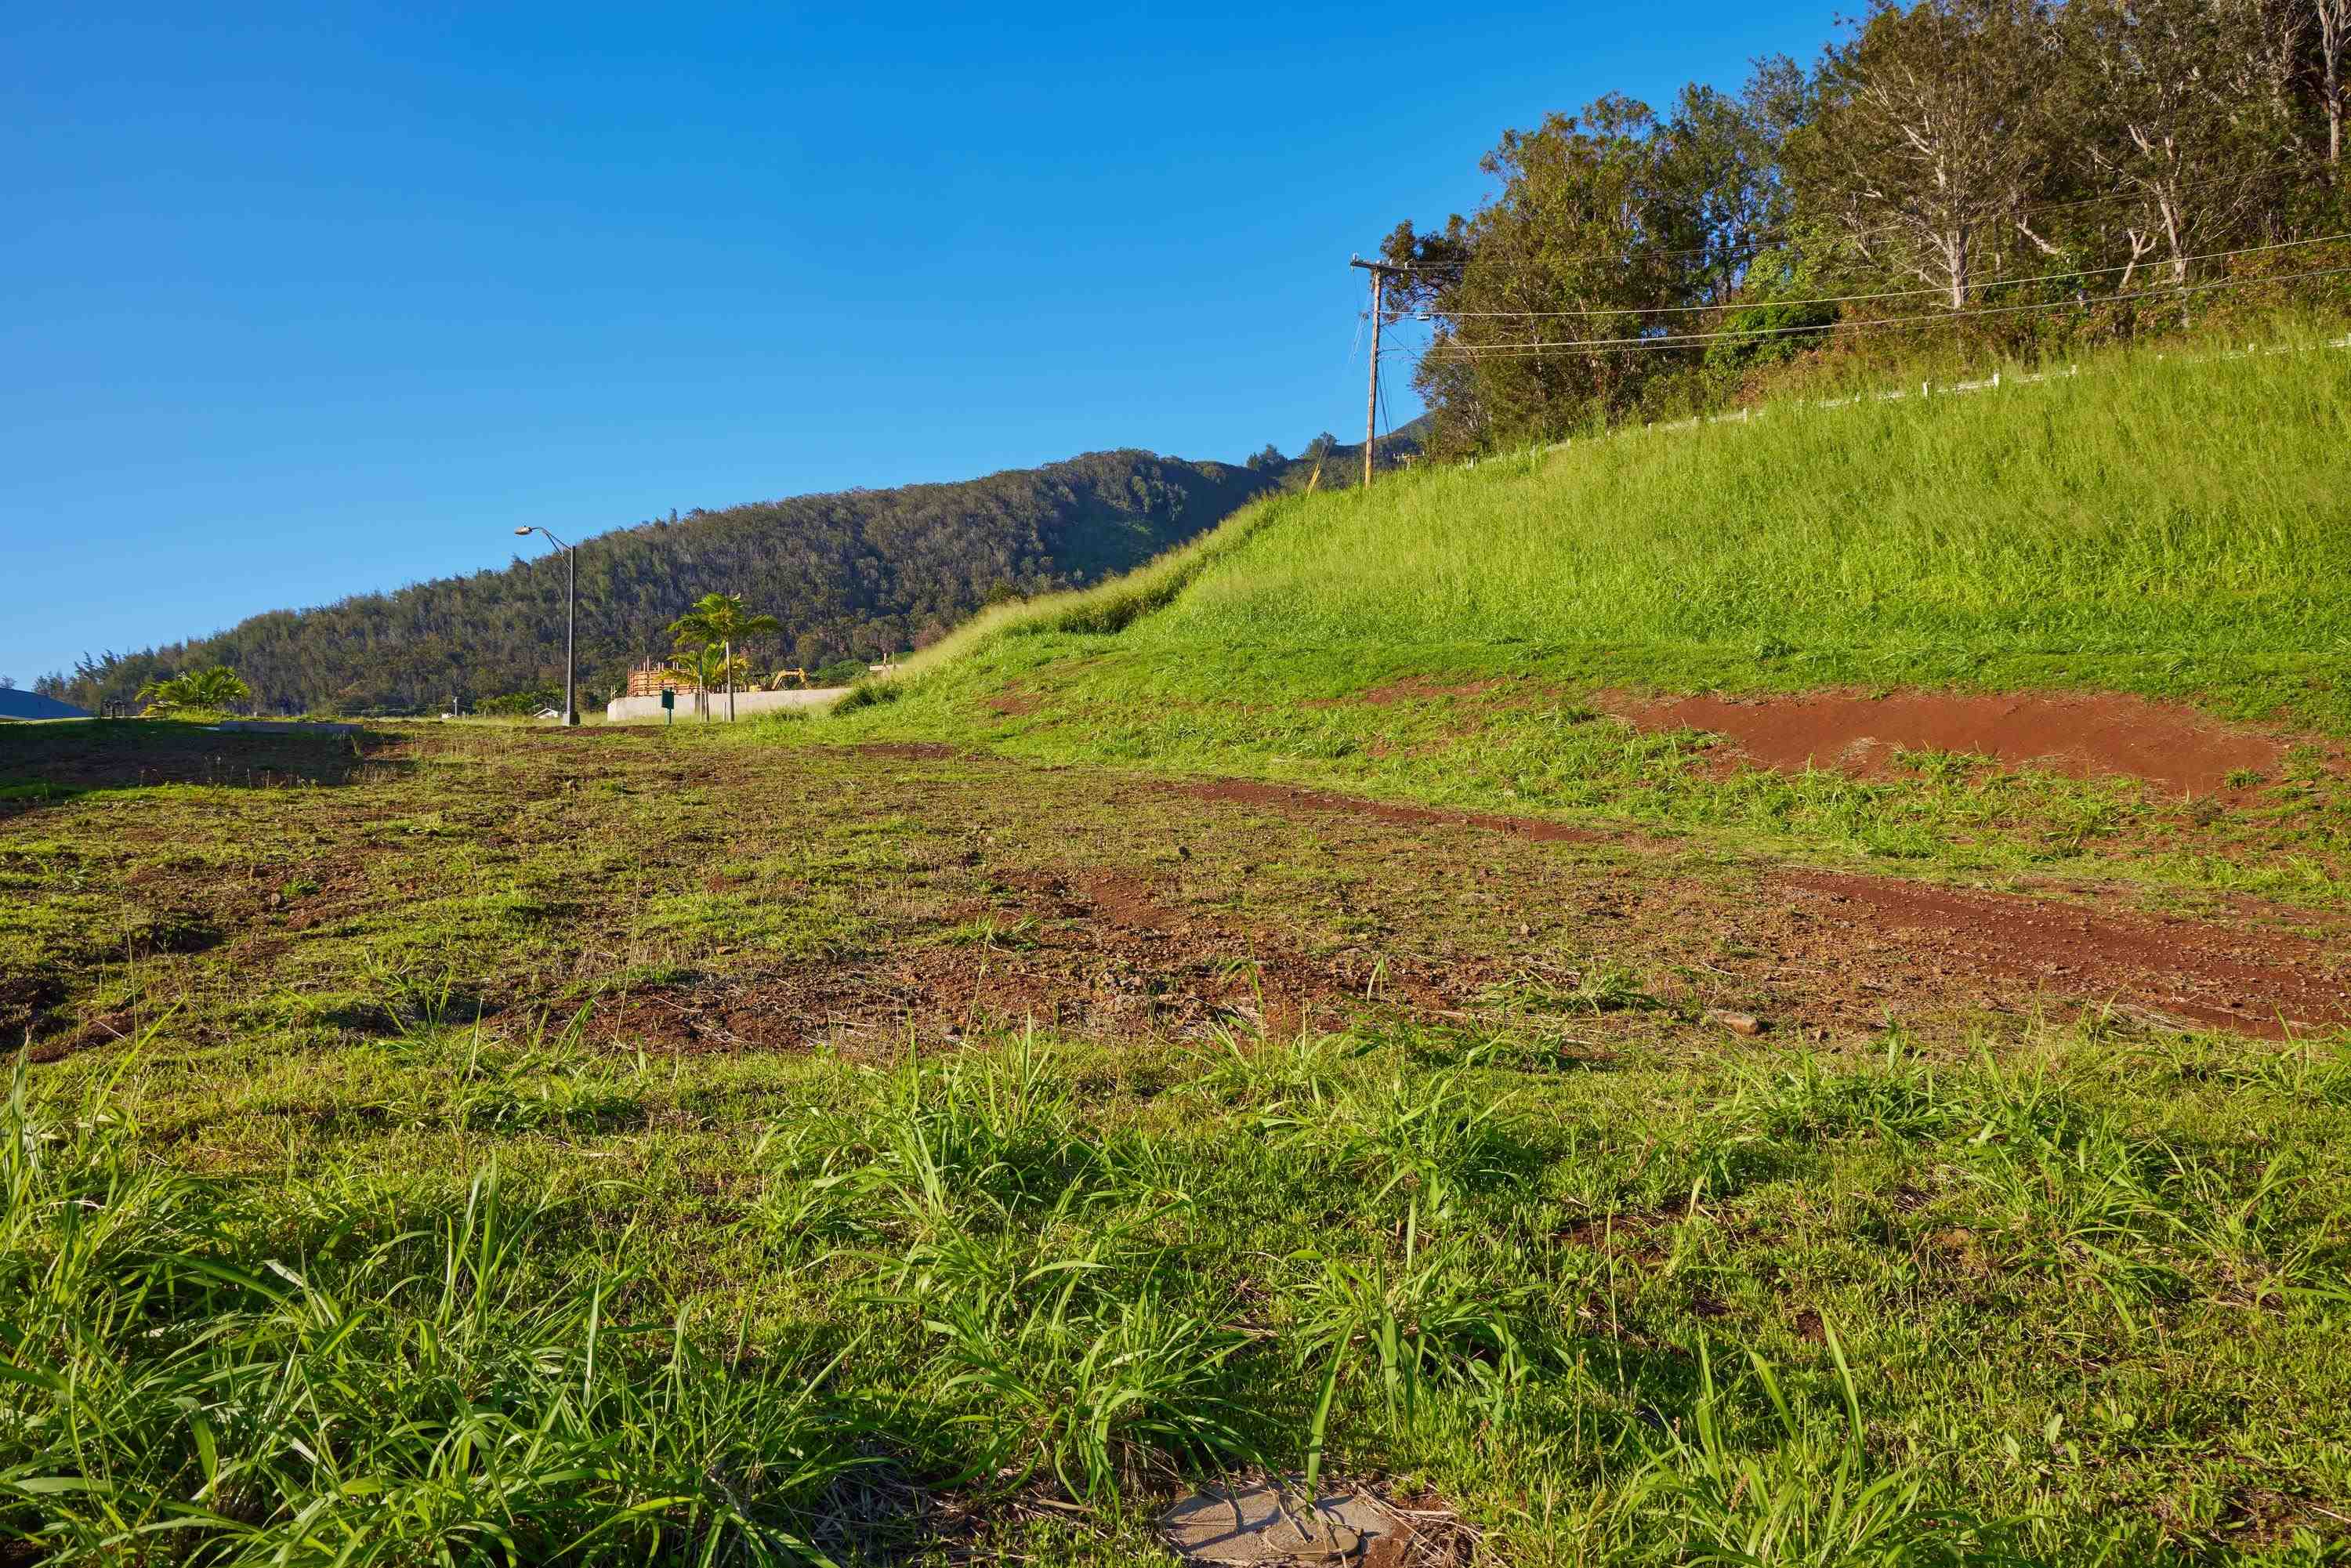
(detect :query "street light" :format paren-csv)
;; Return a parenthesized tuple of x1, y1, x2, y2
(513, 526, 578, 726)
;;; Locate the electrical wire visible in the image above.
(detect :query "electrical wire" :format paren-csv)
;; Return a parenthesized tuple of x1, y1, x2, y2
(1378, 350, 1398, 449)
(1411, 261, 2351, 360)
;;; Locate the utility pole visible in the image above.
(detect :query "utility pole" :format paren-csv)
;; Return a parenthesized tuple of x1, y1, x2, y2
(1350, 258, 1393, 489)
(563, 541, 577, 726)
(513, 526, 580, 725)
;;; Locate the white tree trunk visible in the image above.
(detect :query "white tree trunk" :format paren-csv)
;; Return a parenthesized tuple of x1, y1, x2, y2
(2325, 0, 2348, 163)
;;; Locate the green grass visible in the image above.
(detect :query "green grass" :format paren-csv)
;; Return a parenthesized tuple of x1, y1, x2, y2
(851, 332, 2351, 704)
(9, 1005, 2351, 1562)
(2, 722, 2349, 1563)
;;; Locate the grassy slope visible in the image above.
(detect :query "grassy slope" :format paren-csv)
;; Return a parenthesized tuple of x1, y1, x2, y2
(810, 335, 2351, 908)
(1148, 345, 2351, 663)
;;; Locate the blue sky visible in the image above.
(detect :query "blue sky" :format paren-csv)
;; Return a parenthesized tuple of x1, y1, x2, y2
(2, 3, 1835, 686)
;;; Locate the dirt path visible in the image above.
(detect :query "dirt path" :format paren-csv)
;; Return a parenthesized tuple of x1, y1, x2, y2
(1778, 871, 2346, 1037)
(1164, 773, 2349, 1038)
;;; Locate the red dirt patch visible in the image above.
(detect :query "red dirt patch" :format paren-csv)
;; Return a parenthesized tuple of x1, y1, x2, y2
(1075, 870, 1186, 932)
(25, 1009, 136, 1066)
(1616, 689, 2313, 795)
(984, 683, 1042, 718)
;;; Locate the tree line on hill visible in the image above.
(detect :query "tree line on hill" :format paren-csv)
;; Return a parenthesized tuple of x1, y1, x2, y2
(33, 451, 1285, 717)
(1382, 0, 2351, 455)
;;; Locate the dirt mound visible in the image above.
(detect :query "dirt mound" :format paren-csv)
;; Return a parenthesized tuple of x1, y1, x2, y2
(1617, 690, 2309, 795)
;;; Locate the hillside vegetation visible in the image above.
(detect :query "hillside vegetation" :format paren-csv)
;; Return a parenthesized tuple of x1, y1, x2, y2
(842, 336, 2351, 697)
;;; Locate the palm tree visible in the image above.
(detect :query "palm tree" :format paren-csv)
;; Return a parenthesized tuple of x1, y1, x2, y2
(134, 665, 252, 715)
(184, 667, 252, 709)
(666, 593, 781, 722)
(675, 643, 742, 722)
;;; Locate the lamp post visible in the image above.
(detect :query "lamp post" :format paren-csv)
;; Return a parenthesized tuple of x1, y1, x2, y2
(513, 527, 578, 726)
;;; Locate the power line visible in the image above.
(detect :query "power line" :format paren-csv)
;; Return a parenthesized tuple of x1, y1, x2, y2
(1415, 262, 2351, 359)
(1428, 232, 2351, 320)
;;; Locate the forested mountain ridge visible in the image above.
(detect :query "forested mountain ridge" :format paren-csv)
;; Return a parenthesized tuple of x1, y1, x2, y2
(41, 450, 1283, 716)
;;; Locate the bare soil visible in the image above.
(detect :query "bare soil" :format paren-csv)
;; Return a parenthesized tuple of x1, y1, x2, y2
(983, 683, 1043, 717)
(578, 755, 2348, 1053)
(579, 860, 1466, 1060)
(1612, 689, 2330, 795)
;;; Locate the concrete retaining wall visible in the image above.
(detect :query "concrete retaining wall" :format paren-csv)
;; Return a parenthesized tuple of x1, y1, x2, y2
(604, 686, 849, 724)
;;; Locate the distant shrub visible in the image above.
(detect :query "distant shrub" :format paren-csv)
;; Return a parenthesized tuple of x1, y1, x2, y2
(812, 658, 869, 687)
(476, 688, 561, 716)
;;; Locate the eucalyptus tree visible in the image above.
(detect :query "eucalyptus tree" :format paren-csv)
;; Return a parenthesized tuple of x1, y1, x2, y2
(2059, 0, 2307, 288)
(1791, 0, 2061, 309)
(1380, 96, 1712, 448)
(2314, 0, 2349, 166)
